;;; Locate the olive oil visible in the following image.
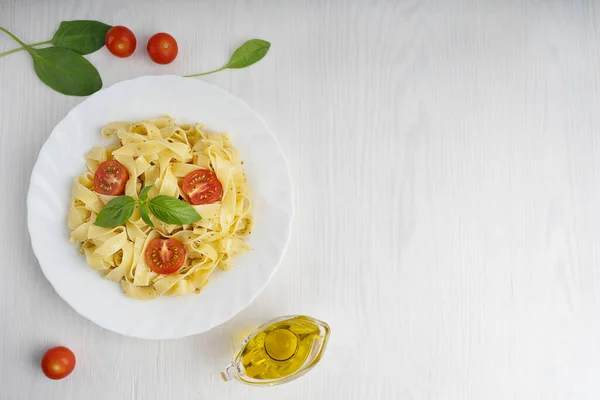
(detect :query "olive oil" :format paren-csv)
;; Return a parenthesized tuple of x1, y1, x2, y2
(222, 315, 330, 386)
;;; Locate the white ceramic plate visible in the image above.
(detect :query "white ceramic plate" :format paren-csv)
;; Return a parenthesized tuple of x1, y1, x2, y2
(27, 75, 293, 339)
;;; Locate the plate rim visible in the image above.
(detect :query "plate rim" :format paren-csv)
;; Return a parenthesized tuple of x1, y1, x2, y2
(27, 75, 294, 339)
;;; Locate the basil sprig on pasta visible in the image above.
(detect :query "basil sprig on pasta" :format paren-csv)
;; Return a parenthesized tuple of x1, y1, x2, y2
(94, 185, 201, 228)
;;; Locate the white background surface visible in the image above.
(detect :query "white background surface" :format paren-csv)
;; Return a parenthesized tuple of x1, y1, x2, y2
(1, 0, 600, 399)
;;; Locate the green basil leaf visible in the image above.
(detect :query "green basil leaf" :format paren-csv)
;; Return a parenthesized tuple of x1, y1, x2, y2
(139, 202, 154, 228)
(184, 39, 270, 77)
(94, 196, 136, 227)
(0, 25, 102, 96)
(51, 20, 112, 55)
(30, 47, 102, 96)
(148, 196, 202, 225)
(139, 185, 153, 202)
(225, 39, 271, 69)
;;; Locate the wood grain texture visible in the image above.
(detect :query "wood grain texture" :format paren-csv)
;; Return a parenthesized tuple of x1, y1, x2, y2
(2, 0, 600, 398)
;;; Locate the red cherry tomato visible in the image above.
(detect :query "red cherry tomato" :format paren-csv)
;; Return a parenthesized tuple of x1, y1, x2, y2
(41, 346, 76, 380)
(145, 238, 186, 275)
(105, 26, 137, 58)
(146, 32, 178, 65)
(94, 160, 129, 196)
(182, 169, 223, 205)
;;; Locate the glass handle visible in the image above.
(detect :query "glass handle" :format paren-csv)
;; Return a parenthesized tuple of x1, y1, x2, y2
(221, 363, 238, 382)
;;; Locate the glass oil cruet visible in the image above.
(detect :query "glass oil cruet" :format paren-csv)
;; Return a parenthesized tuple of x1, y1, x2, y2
(221, 315, 330, 386)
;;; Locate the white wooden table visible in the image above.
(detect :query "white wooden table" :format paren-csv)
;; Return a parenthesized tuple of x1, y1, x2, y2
(2, 1, 600, 399)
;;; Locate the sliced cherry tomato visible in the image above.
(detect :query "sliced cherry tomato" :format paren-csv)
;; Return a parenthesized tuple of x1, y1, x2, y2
(105, 26, 137, 58)
(182, 169, 223, 205)
(41, 346, 76, 380)
(146, 32, 178, 65)
(94, 160, 129, 196)
(145, 238, 186, 275)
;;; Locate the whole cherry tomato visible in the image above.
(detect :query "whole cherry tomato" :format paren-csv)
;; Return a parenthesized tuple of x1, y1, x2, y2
(41, 346, 76, 380)
(147, 32, 178, 64)
(105, 26, 137, 58)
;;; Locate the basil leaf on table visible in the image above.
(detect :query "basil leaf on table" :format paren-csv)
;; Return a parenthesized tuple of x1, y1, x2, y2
(0, 20, 111, 58)
(139, 185, 153, 202)
(51, 20, 112, 55)
(139, 203, 154, 228)
(0, 26, 102, 96)
(225, 39, 271, 69)
(148, 196, 202, 225)
(95, 196, 136, 228)
(185, 39, 271, 77)
(31, 47, 102, 96)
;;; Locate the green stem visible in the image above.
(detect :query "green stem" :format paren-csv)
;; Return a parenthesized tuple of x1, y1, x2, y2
(0, 26, 34, 55)
(0, 40, 51, 58)
(184, 67, 226, 78)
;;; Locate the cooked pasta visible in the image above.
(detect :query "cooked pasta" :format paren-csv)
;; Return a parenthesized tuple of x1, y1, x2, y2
(67, 116, 252, 300)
